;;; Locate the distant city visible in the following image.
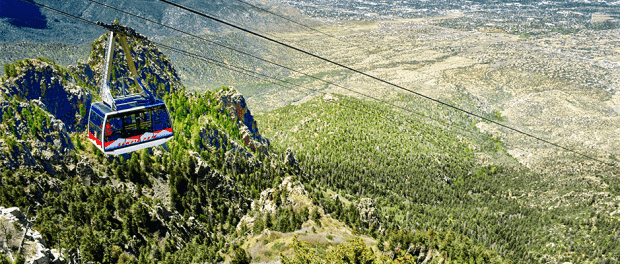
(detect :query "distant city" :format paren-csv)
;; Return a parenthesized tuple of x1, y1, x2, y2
(278, 0, 620, 34)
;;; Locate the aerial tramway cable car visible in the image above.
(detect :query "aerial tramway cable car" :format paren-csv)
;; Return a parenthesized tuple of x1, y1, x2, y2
(88, 22, 173, 155)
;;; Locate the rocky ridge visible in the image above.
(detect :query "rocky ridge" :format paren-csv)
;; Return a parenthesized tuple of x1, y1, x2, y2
(1, 58, 92, 131)
(216, 87, 270, 154)
(0, 88, 75, 175)
(0, 207, 61, 264)
(254, 176, 312, 216)
(236, 176, 313, 232)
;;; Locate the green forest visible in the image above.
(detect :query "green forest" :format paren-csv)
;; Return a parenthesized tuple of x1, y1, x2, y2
(258, 94, 620, 263)
(0, 22, 619, 263)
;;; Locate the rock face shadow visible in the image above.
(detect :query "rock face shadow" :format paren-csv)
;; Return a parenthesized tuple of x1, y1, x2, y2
(0, 0, 47, 29)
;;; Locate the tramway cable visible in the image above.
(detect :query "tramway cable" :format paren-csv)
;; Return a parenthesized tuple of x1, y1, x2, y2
(21, 0, 614, 166)
(81, 0, 490, 141)
(22, 0, 483, 143)
(157, 42, 490, 143)
(156, 0, 614, 167)
(20, 0, 175, 155)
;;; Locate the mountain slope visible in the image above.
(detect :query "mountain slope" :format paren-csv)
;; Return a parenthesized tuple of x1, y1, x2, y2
(2, 18, 620, 264)
(0, 22, 512, 264)
(257, 93, 620, 262)
(0, 25, 301, 264)
(0, 0, 310, 44)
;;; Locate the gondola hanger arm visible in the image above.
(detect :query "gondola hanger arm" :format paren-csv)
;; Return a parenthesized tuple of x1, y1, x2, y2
(97, 20, 156, 103)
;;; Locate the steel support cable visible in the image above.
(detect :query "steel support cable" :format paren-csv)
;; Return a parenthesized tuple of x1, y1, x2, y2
(157, 0, 615, 167)
(84, 0, 287, 51)
(80, 0, 488, 143)
(156, 42, 489, 143)
(24, 0, 582, 164)
(143, 42, 491, 145)
(21, 0, 485, 145)
(85, 0, 264, 51)
(160, 0, 555, 157)
(21, 0, 99, 27)
(155, 43, 286, 88)
(165, 43, 487, 143)
(87, 0, 378, 103)
(23, 0, 609, 166)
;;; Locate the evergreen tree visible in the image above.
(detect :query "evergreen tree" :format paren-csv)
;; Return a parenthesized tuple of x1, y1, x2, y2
(265, 213, 273, 229)
(253, 216, 264, 234)
(231, 245, 251, 264)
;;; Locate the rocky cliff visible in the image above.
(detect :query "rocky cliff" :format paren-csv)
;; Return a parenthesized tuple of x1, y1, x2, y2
(0, 88, 75, 175)
(216, 87, 270, 154)
(0, 207, 62, 264)
(1, 58, 92, 132)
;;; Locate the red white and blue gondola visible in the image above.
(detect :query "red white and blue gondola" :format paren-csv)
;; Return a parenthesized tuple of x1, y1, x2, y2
(88, 94, 173, 155)
(88, 22, 173, 155)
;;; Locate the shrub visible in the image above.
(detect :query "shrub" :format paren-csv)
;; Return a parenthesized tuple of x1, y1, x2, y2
(36, 56, 55, 65)
(4, 64, 17, 78)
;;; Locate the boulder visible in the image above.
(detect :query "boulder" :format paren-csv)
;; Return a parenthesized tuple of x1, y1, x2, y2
(28, 242, 50, 264)
(3, 207, 24, 219)
(323, 93, 338, 102)
(50, 249, 63, 264)
(251, 176, 311, 216)
(283, 149, 300, 172)
(189, 151, 211, 177)
(357, 198, 381, 229)
(76, 158, 95, 186)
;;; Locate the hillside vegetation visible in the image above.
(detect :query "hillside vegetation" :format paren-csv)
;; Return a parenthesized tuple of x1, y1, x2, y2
(0, 25, 296, 264)
(257, 94, 620, 263)
(0, 21, 619, 264)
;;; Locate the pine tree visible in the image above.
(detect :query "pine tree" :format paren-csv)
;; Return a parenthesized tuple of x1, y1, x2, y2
(253, 216, 264, 234)
(231, 245, 251, 264)
(301, 207, 309, 222)
(311, 208, 321, 223)
(265, 213, 273, 229)
(377, 236, 385, 252)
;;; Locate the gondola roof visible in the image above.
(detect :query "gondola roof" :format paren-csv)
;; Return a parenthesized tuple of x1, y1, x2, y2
(91, 94, 166, 115)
